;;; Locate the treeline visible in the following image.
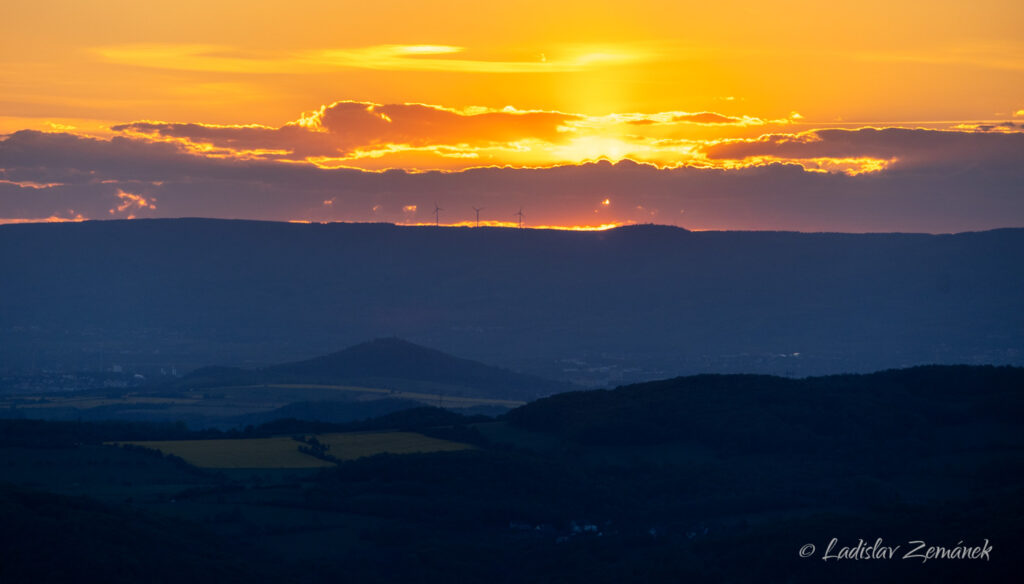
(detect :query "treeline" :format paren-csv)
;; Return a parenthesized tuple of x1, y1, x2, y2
(251, 405, 491, 436)
(504, 365, 1024, 457)
(0, 406, 490, 448)
(0, 484, 277, 584)
(298, 443, 1022, 584)
(0, 419, 211, 448)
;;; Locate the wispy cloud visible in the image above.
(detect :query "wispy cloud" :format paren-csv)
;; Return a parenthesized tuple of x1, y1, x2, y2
(92, 43, 646, 74)
(0, 213, 85, 226)
(109, 189, 157, 218)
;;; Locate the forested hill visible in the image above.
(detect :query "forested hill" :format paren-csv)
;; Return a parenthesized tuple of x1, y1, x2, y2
(504, 365, 1024, 451)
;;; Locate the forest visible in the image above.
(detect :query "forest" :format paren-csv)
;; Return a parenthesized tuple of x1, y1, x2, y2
(2, 365, 1020, 583)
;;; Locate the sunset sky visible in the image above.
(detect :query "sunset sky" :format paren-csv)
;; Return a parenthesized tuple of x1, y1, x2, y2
(2, 0, 1023, 231)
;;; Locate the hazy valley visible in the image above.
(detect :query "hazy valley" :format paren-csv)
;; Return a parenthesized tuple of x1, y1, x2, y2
(2, 220, 1022, 583)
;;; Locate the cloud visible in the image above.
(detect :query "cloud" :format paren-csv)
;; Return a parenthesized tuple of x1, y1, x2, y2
(626, 112, 744, 125)
(314, 102, 579, 146)
(109, 101, 797, 170)
(672, 112, 742, 124)
(109, 189, 157, 218)
(953, 121, 1024, 132)
(113, 101, 582, 162)
(0, 213, 85, 226)
(93, 44, 645, 74)
(3, 129, 1024, 233)
(703, 128, 1024, 172)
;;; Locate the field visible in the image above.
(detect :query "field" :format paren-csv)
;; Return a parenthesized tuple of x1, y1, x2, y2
(248, 383, 526, 409)
(118, 431, 474, 469)
(0, 384, 524, 426)
(316, 431, 474, 460)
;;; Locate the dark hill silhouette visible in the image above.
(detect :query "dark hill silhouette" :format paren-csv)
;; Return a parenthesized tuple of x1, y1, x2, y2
(504, 365, 1024, 452)
(178, 338, 568, 401)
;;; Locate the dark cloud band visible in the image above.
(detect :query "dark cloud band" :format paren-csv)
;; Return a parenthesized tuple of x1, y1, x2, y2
(2, 127, 1023, 232)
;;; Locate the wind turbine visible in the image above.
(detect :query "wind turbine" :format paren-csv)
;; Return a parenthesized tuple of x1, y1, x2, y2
(434, 202, 443, 227)
(472, 207, 484, 227)
(514, 207, 524, 229)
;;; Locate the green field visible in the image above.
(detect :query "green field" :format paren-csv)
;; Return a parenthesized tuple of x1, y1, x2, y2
(119, 431, 474, 469)
(1, 384, 524, 422)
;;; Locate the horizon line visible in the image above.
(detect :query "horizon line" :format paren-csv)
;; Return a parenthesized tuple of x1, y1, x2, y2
(3, 216, 1023, 236)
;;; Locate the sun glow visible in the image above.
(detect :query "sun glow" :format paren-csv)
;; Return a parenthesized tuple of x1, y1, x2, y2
(3, 0, 1022, 232)
(397, 221, 626, 231)
(0, 214, 86, 225)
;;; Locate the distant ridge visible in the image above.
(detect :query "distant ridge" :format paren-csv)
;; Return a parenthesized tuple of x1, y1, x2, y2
(2, 218, 1022, 381)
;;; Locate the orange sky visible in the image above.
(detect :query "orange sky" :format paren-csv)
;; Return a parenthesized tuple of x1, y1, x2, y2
(2, 0, 1023, 230)
(5, 0, 1023, 127)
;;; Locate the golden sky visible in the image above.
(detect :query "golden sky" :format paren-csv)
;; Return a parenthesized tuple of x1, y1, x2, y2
(2, 0, 1023, 230)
